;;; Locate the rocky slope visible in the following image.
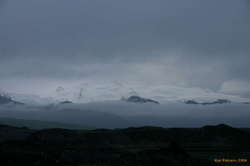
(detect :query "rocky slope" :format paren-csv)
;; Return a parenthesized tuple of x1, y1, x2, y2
(0, 124, 249, 165)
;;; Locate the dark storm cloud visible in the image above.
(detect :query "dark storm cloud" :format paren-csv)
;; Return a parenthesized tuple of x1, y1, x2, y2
(0, 0, 7, 16)
(0, 0, 250, 98)
(1, 0, 249, 57)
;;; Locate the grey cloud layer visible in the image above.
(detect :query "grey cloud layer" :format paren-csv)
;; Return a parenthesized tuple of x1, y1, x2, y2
(0, 0, 250, 98)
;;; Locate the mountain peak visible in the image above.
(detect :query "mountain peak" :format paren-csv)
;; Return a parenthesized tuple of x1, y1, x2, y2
(184, 99, 231, 105)
(59, 100, 73, 105)
(123, 96, 160, 104)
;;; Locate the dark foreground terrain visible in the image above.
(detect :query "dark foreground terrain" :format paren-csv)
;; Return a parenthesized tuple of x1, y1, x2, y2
(0, 124, 250, 166)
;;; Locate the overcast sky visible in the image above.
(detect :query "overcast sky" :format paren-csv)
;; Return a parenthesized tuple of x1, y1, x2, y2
(0, 0, 250, 101)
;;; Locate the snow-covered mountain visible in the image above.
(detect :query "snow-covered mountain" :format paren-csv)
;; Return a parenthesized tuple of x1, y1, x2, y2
(1, 81, 250, 105)
(50, 81, 250, 104)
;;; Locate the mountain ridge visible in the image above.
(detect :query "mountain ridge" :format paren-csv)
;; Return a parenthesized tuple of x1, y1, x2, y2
(0, 94, 24, 105)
